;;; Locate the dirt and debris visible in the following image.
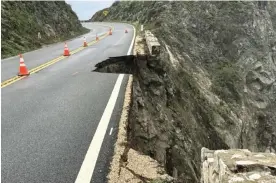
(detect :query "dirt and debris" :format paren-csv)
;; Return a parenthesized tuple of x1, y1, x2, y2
(106, 75, 173, 183)
(116, 148, 173, 183)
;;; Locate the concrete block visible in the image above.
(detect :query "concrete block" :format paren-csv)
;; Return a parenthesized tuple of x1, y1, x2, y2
(144, 30, 161, 56)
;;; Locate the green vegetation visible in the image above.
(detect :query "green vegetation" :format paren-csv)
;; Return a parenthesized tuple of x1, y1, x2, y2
(1, 1, 89, 59)
(212, 63, 242, 104)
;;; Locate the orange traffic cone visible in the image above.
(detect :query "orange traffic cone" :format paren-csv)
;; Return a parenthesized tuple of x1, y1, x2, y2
(83, 37, 88, 47)
(96, 34, 99, 41)
(64, 42, 70, 56)
(125, 29, 128, 33)
(109, 28, 112, 35)
(18, 54, 30, 76)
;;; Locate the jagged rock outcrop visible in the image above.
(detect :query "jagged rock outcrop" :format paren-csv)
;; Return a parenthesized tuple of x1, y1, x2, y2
(1, 1, 89, 58)
(92, 1, 276, 182)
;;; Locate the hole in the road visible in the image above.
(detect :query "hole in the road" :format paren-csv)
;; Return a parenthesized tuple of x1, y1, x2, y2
(92, 55, 136, 74)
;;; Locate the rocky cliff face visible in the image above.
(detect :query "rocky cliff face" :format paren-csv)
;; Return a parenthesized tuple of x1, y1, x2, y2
(92, 2, 276, 182)
(1, 1, 89, 58)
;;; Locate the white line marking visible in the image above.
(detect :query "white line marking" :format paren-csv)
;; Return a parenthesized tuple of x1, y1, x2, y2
(109, 127, 113, 135)
(75, 74, 124, 183)
(127, 24, 136, 55)
(114, 34, 125, 46)
(72, 72, 78, 76)
(75, 23, 136, 183)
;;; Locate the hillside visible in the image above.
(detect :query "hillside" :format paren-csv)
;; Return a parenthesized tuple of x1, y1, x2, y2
(1, 1, 89, 59)
(91, 1, 276, 183)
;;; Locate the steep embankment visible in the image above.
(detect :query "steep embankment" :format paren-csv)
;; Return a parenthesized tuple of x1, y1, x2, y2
(92, 1, 276, 183)
(1, 1, 89, 59)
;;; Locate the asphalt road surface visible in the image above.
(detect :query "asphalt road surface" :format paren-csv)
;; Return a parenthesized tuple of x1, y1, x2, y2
(2, 23, 109, 82)
(1, 22, 135, 183)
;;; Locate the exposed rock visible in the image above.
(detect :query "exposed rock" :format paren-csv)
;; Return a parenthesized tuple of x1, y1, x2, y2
(92, 1, 276, 182)
(107, 76, 173, 183)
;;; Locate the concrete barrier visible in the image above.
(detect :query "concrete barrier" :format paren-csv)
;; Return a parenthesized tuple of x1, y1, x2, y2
(201, 148, 276, 183)
(145, 30, 160, 56)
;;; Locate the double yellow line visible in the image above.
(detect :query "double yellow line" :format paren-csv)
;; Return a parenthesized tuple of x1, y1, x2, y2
(1, 26, 113, 89)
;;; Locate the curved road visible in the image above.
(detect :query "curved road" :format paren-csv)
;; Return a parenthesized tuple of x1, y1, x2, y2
(2, 23, 109, 81)
(1, 22, 134, 183)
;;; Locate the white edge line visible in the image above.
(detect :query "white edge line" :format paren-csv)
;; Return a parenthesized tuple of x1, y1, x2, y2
(75, 74, 124, 183)
(114, 34, 126, 46)
(74, 23, 136, 183)
(127, 24, 136, 55)
(109, 127, 113, 136)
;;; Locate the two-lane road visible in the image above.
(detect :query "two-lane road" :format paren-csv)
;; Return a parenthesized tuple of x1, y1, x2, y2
(1, 23, 110, 82)
(1, 22, 135, 183)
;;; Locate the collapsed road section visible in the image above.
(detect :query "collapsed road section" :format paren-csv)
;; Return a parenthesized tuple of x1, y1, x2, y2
(93, 30, 161, 75)
(93, 26, 276, 183)
(93, 31, 174, 182)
